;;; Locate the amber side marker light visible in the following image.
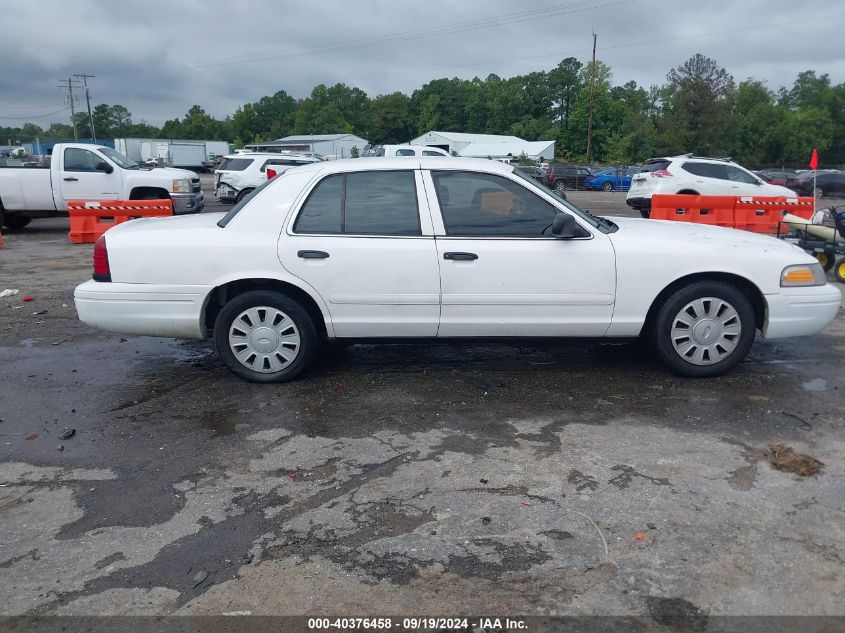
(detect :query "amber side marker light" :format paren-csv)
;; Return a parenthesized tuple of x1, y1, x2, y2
(780, 264, 825, 287)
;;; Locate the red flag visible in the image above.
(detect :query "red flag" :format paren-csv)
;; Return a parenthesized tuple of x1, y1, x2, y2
(809, 148, 819, 170)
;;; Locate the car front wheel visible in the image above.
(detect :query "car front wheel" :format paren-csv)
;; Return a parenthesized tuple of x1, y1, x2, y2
(651, 281, 756, 377)
(213, 290, 318, 383)
(602, 182, 613, 192)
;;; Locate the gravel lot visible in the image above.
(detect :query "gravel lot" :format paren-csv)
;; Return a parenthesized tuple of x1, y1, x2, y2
(1, 176, 844, 624)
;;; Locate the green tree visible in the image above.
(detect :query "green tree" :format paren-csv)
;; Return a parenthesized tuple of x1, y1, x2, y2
(370, 92, 413, 143)
(662, 53, 735, 155)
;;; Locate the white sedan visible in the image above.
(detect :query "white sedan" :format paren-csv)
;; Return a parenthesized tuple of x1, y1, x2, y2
(74, 157, 841, 382)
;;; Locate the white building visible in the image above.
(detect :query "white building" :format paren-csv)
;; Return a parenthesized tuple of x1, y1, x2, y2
(245, 134, 368, 160)
(409, 131, 555, 161)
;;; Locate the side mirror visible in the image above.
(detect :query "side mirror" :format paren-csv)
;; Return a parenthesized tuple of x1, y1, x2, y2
(551, 213, 581, 239)
(96, 161, 113, 174)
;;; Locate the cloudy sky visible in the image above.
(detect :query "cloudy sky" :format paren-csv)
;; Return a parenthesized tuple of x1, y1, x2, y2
(1, 0, 843, 127)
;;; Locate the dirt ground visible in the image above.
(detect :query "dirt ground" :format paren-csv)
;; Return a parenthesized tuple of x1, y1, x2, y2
(1, 181, 844, 627)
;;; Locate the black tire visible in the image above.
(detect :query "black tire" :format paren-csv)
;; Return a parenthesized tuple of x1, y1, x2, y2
(236, 188, 255, 204)
(650, 281, 756, 377)
(0, 208, 5, 230)
(602, 182, 613, 192)
(3, 214, 32, 229)
(555, 181, 567, 192)
(815, 251, 835, 272)
(835, 259, 845, 284)
(639, 208, 651, 218)
(213, 290, 318, 383)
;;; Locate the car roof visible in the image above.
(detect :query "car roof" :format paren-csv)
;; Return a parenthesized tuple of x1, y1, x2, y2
(289, 156, 516, 176)
(222, 152, 317, 160)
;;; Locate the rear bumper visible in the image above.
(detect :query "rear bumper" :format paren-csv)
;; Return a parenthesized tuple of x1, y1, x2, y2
(74, 280, 210, 339)
(626, 196, 651, 210)
(763, 284, 842, 339)
(171, 192, 204, 214)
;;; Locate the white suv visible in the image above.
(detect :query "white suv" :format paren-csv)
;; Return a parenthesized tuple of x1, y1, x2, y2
(214, 152, 321, 203)
(627, 155, 796, 217)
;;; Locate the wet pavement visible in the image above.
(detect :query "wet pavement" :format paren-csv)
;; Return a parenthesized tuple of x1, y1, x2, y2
(1, 188, 844, 621)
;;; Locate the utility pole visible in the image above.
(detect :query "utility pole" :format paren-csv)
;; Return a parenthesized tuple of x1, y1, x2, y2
(57, 77, 80, 141)
(73, 73, 96, 142)
(585, 31, 597, 163)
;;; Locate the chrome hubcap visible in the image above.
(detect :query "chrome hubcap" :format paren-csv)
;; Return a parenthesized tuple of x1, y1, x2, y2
(228, 306, 300, 373)
(670, 297, 741, 366)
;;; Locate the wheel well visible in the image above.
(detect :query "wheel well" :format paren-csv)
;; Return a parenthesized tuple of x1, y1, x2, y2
(203, 278, 328, 340)
(643, 272, 766, 333)
(129, 187, 170, 200)
(676, 189, 699, 195)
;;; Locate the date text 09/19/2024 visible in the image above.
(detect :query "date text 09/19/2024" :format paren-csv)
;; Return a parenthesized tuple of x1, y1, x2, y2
(306, 617, 528, 630)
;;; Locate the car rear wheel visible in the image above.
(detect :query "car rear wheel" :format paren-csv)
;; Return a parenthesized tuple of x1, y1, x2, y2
(815, 251, 835, 272)
(651, 281, 755, 377)
(555, 181, 567, 192)
(213, 290, 318, 383)
(3, 214, 31, 229)
(835, 259, 845, 284)
(236, 188, 255, 204)
(814, 187, 825, 199)
(602, 182, 613, 192)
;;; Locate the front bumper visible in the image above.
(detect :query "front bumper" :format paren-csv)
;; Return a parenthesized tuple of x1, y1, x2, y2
(74, 280, 210, 339)
(171, 191, 205, 214)
(763, 284, 842, 339)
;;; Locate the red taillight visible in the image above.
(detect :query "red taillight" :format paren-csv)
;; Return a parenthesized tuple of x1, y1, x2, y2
(266, 168, 277, 179)
(93, 236, 111, 281)
(650, 169, 672, 178)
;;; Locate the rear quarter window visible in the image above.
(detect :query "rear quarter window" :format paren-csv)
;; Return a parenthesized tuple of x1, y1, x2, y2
(218, 158, 254, 171)
(639, 160, 671, 173)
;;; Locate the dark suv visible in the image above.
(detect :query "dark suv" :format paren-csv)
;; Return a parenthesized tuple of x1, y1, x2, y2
(544, 164, 593, 191)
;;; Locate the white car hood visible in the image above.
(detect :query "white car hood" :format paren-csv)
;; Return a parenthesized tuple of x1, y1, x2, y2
(150, 167, 198, 180)
(607, 216, 809, 258)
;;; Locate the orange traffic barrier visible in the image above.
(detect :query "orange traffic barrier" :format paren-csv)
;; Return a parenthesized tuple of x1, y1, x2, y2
(650, 195, 736, 227)
(734, 196, 814, 234)
(67, 199, 172, 244)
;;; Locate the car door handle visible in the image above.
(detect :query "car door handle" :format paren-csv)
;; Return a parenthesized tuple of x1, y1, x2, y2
(444, 252, 478, 261)
(297, 250, 330, 259)
(63, 177, 78, 182)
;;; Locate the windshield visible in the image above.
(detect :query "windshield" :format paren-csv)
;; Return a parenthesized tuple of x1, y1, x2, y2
(99, 147, 139, 170)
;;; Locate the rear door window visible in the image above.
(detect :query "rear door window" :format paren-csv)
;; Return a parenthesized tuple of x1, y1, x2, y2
(395, 149, 416, 156)
(682, 162, 728, 180)
(294, 171, 420, 236)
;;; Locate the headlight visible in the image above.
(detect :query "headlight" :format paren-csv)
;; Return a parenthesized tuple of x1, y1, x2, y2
(172, 178, 192, 193)
(780, 263, 826, 287)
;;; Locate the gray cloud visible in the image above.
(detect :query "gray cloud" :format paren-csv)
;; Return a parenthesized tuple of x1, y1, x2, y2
(1, 0, 842, 127)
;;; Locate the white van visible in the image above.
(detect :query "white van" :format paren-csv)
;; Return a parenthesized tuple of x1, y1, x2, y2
(363, 145, 450, 158)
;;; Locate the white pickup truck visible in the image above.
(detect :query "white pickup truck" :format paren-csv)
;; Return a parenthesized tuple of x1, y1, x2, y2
(0, 143, 204, 229)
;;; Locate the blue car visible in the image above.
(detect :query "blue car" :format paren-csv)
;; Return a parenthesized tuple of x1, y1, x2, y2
(585, 167, 636, 191)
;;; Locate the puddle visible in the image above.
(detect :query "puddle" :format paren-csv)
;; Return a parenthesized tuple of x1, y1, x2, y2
(802, 378, 827, 392)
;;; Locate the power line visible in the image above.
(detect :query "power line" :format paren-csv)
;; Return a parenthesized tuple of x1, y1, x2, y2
(155, 0, 639, 72)
(346, 11, 842, 83)
(0, 107, 69, 120)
